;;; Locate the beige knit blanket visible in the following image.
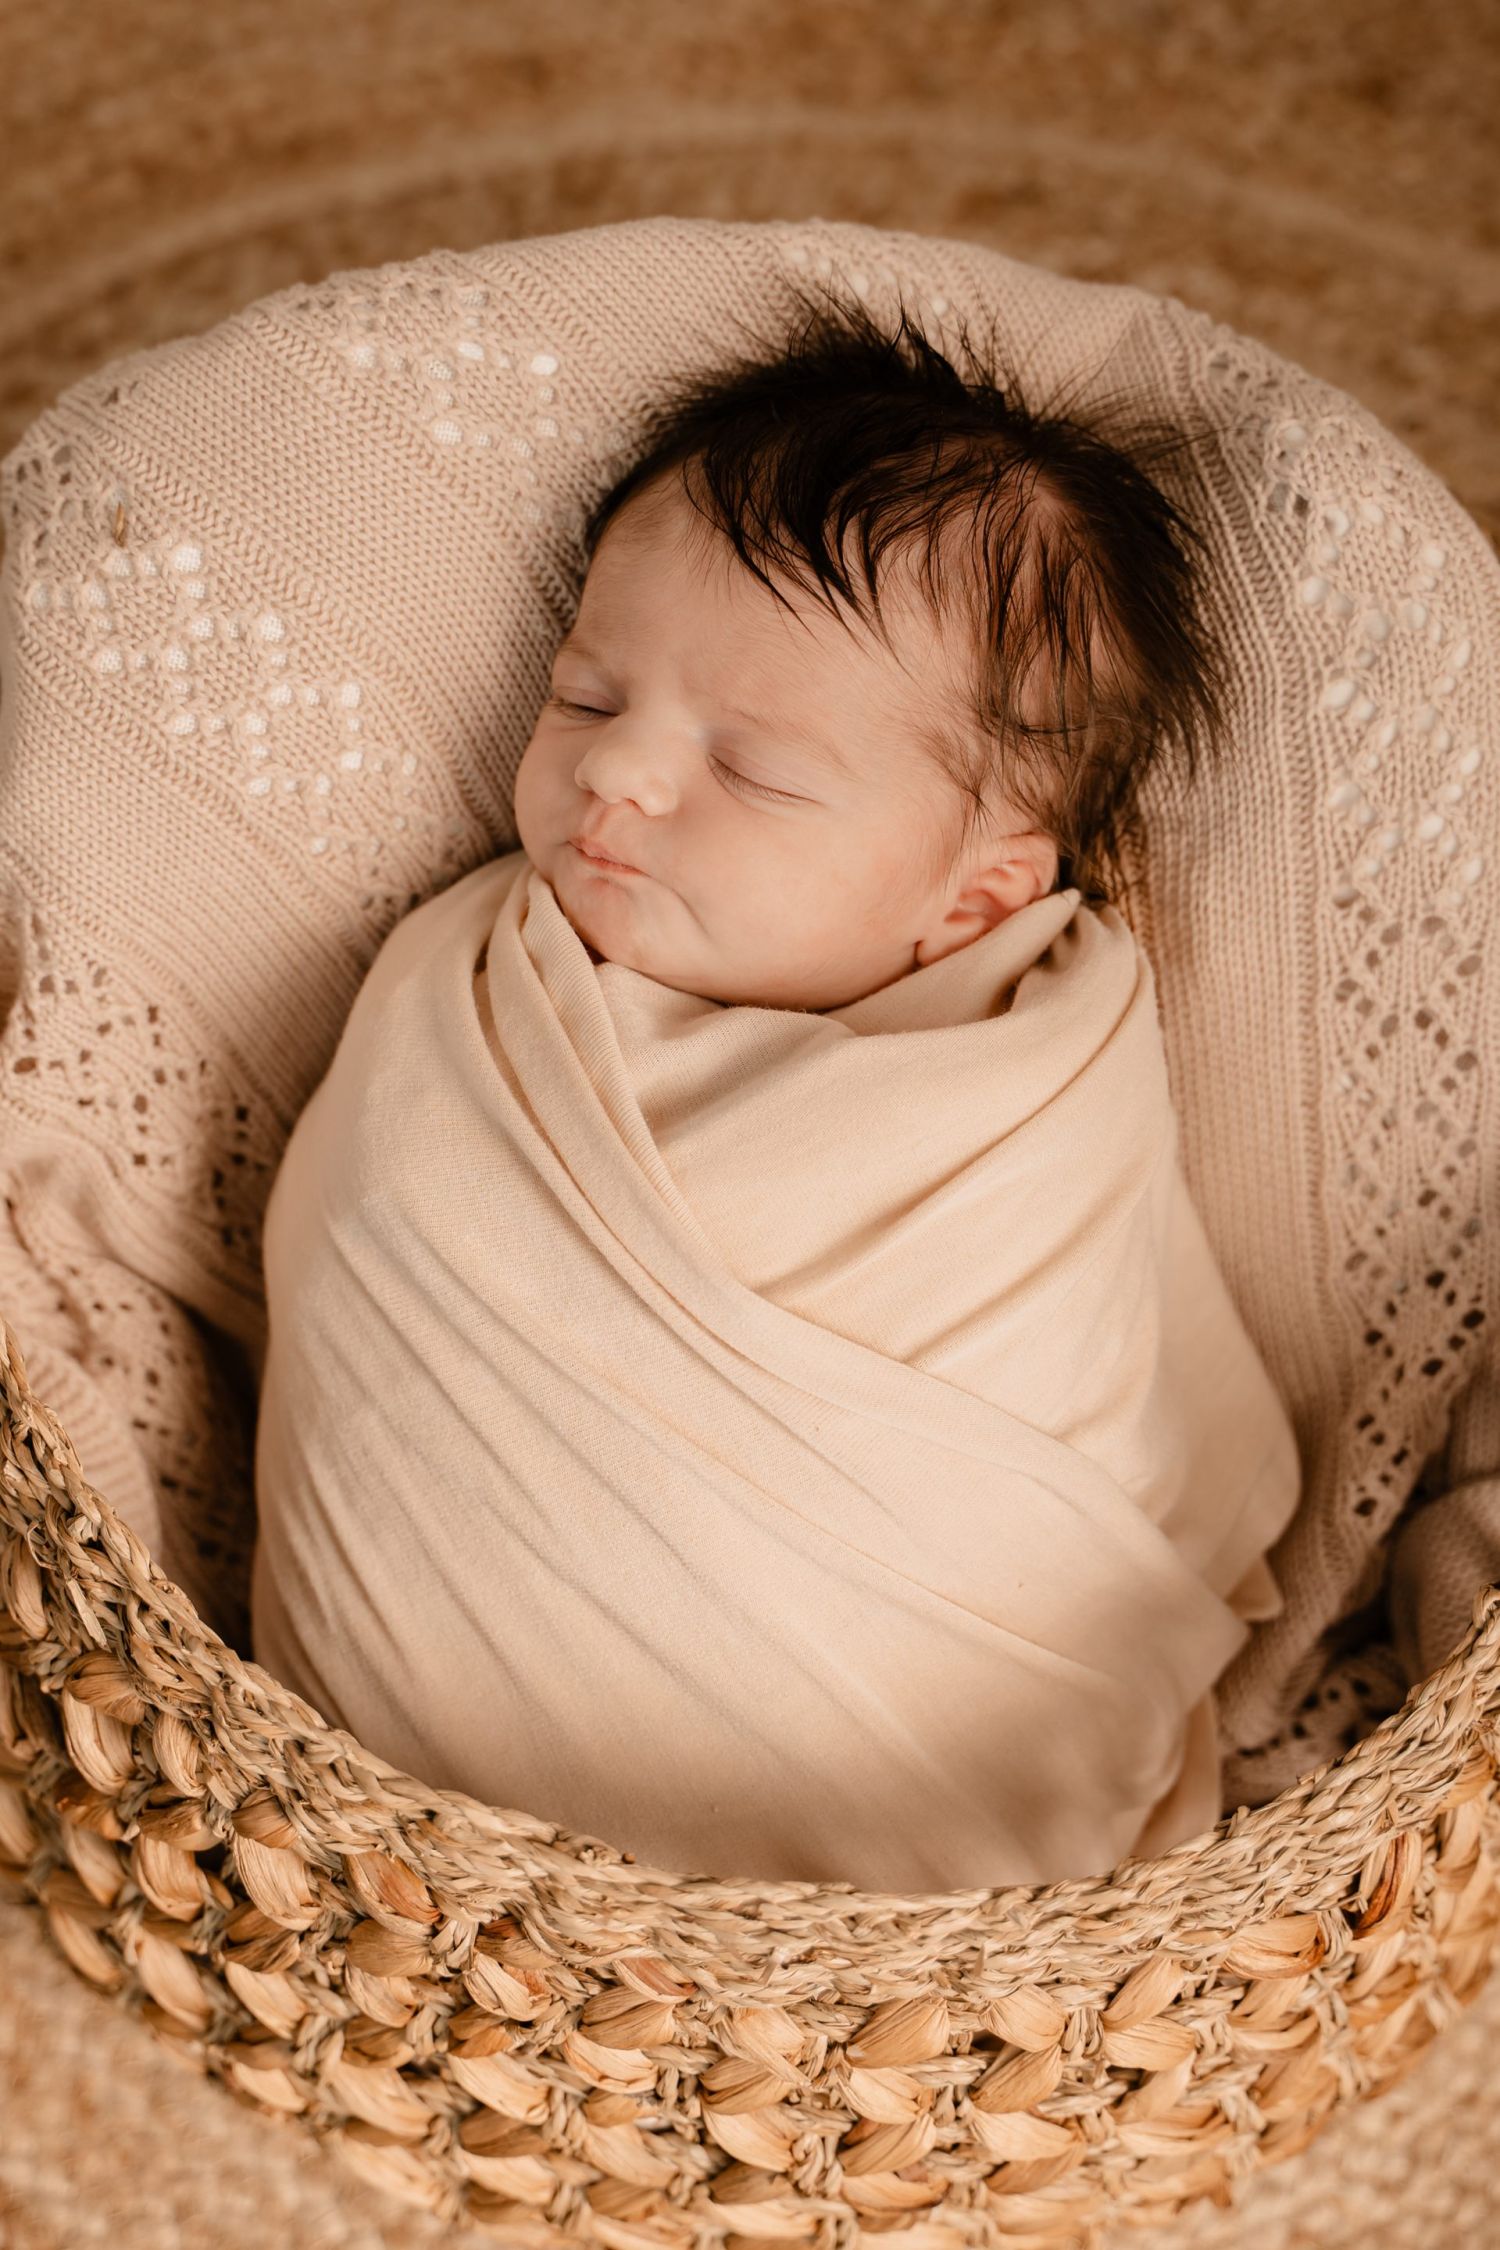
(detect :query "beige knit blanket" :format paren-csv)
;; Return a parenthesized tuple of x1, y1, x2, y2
(249, 846, 1301, 1891)
(1, 214, 1496, 1826)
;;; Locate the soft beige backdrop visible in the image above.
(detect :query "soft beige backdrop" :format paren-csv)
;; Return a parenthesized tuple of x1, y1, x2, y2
(2, 1, 1498, 2242)
(3, 0, 1498, 552)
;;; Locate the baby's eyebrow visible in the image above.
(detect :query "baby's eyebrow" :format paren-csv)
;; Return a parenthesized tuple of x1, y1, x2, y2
(554, 637, 856, 780)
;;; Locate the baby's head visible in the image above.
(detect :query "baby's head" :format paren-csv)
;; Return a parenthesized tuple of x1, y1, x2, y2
(513, 284, 1226, 1012)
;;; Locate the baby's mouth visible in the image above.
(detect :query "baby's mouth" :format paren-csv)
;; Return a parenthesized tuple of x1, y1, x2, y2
(570, 838, 644, 875)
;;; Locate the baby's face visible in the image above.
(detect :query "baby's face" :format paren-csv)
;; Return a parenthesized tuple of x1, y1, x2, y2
(512, 475, 1054, 1011)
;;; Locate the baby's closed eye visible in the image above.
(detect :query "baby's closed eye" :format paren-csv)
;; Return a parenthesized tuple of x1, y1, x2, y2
(551, 697, 799, 802)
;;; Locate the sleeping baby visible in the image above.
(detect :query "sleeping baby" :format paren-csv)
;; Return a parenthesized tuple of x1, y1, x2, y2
(249, 285, 1303, 1894)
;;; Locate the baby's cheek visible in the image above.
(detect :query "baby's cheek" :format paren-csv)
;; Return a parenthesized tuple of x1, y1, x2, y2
(510, 743, 549, 843)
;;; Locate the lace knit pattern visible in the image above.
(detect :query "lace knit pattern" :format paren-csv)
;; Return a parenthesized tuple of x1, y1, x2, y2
(0, 215, 1495, 1806)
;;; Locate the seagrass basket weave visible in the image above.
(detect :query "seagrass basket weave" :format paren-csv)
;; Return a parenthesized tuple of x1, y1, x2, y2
(1, 214, 1498, 2248)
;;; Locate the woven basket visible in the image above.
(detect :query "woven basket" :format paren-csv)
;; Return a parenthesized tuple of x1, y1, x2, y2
(1, 215, 1498, 2246)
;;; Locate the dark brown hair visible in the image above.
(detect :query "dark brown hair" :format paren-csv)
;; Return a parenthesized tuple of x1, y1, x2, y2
(581, 279, 1228, 905)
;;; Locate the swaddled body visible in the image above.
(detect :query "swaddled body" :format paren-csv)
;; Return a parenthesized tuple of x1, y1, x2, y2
(251, 283, 1304, 1889)
(250, 846, 1299, 1892)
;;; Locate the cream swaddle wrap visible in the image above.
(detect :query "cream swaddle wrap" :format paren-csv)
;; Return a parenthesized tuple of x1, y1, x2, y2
(250, 846, 1302, 1893)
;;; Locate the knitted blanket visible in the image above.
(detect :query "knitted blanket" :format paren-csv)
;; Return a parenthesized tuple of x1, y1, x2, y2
(249, 847, 1301, 1890)
(0, 217, 1496, 1819)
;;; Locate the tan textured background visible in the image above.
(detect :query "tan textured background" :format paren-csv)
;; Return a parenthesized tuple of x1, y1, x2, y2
(3, 0, 1498, 549)
(3, 0, 1500, 2242)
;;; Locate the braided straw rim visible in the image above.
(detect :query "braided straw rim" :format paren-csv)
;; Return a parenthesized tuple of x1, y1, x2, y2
(3, 1300, 1499, 1931)
(4, 1301, 1500, 2246)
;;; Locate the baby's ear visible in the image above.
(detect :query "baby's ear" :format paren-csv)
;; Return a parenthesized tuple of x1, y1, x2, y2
(986, 830, 1060, 907)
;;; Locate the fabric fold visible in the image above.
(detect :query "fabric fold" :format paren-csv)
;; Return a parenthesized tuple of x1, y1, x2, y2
(251, 848, 1302, 1892)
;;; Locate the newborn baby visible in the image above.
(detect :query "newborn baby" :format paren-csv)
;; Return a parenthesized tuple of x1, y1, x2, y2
(250, 286, 1302, 1892)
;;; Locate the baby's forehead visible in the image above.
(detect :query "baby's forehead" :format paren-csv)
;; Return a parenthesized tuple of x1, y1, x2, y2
(580, 483, 977, 717)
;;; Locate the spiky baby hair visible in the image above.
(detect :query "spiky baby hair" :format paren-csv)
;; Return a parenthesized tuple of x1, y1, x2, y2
(580, 279, 1230, 906)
